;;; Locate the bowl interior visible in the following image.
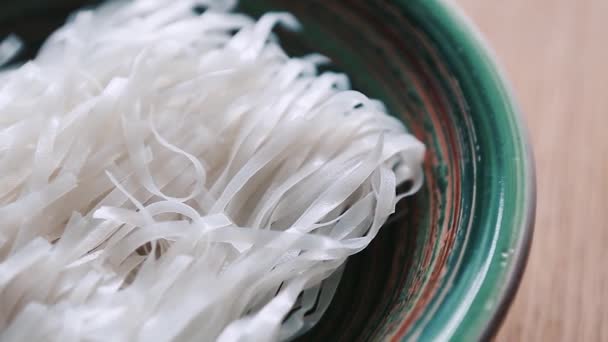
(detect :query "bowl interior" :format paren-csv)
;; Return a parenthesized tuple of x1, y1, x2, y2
(0, 0, 534, 340)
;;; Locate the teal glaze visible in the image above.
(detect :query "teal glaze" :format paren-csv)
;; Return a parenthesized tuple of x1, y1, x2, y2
(406, 1, 536, 340)
(0, 0, 535, 340)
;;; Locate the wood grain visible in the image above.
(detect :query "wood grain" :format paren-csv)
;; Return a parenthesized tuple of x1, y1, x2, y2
(457, 0, 608, 340)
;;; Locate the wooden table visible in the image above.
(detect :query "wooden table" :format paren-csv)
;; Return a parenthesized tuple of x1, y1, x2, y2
(458, 0, 608, 340)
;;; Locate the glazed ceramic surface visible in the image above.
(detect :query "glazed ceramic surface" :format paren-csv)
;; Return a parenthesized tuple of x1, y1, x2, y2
(238, 1, 534, 340)
(0, 0, 535, 340)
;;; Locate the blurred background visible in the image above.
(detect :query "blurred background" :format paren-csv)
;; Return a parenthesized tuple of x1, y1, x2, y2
(459, 0, 608, 340)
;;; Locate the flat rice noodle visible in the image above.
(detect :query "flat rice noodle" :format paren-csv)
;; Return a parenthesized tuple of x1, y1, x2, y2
(0, 0, 425, 340)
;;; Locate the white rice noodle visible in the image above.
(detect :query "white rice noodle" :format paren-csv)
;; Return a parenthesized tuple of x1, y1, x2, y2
(0, 34, 22, 68)
(0, 0, 425, 341)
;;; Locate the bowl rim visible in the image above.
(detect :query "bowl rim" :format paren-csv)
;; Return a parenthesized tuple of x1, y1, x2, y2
(394, 0, 536, 340)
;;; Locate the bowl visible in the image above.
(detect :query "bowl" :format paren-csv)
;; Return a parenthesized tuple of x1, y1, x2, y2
(0, 0, 535, 340)
(240, 1, 536, 340)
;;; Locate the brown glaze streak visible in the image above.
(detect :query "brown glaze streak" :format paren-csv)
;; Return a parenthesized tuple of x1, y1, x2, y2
(389, 16, 466, 342)
(264, 0, 469, 340)
(323, 2, 444, 338)
(332, 1, 465, 340)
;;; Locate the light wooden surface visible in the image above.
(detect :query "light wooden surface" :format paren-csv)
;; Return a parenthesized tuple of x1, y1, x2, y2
(457, 0, 608, 340)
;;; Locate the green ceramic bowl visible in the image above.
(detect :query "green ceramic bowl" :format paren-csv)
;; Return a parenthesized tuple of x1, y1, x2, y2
(242, 1, 536, 341)
(0, 0, 535, 340)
